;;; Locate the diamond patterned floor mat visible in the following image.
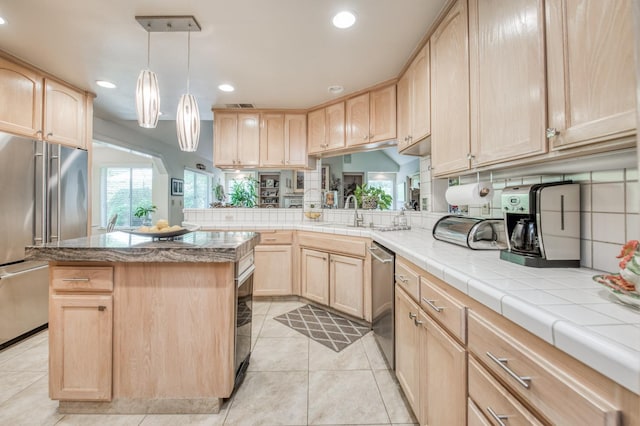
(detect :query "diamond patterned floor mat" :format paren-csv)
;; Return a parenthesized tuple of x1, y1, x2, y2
(273, 304, 370, 352)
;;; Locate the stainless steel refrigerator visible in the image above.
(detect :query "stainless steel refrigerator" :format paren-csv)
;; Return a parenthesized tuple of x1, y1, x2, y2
(0, 132, 88, 349)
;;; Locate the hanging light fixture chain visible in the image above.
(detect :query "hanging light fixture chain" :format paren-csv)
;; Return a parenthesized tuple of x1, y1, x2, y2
(187, 26, 191, 94)
(146, 25, 151, 69)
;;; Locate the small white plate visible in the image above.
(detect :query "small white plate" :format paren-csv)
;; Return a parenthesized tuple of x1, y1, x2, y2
(593, 275, 640, 309)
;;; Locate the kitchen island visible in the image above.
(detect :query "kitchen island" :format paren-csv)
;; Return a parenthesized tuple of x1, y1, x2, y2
(26, 231, 259, 414)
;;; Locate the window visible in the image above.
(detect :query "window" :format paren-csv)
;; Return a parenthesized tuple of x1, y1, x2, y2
(184, 169, 213, 208)
(367, 172, 396, 208)
(101, 167, 153, 227)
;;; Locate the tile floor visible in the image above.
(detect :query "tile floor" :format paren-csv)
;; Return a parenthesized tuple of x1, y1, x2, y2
(0, 300, 416, 425)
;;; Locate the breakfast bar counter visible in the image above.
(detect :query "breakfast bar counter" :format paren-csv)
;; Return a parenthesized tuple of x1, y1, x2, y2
(25, 231, 259, 414)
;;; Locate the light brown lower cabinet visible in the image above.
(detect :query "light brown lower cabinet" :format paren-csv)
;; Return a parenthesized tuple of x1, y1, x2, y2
(468, 357, 544, 426)
(394, 285, 421, 416)
(418, 310, 467, 426)
(49, 294, 113, 401)
(467, 398, 492, 426)
(301, 248, 364, 318)
(254, 245, 292, 296)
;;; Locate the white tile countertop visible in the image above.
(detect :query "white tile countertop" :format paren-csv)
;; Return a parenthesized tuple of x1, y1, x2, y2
(184, 221, 640, 394)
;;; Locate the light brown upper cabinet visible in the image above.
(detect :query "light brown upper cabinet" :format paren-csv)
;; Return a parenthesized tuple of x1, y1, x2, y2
(44, 79, 86, 149)
(0, 57, 43, 137)
(307, 102, 345, 155)
(397, 44, 430, 153)
(546, 0, 636, 150)
(468, 0, 547, 167)
(346, 85, 396, 147)
(0, 56, 88, 149)
(259, 113, 310, 168)
(430, 0, 471, 176)
(214, 112, 260, 168)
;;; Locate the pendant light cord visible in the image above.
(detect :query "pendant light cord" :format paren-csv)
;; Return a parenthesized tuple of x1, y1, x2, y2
(186, 26, 191, 94)
(146, 25, 151, 69)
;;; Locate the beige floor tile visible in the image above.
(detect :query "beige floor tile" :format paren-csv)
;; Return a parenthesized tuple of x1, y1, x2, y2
(248, 337, 309, 372)
(0, 371, 46, 405)
(308, 339, 370, 371)
(361, 332, 390, 370)
(308, 370, 389, 425)
(0, 375, 62, 425)
(259, 318, 307, 338)
(57, 414, 145, 425)
(140, 413, 227, 425)
(252, 300, 271, 315)
(224, 371, 307, 425)
(252, 314, 266, 338)
(0, 341, 48, 372)
(373, 369, 417, 424)
(265, 301, 306, 318)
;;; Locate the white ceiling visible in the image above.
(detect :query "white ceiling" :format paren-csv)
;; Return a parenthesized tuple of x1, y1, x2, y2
(0, 0, 447, 124)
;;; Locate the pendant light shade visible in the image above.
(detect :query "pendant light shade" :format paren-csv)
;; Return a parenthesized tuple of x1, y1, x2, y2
(136, 69, 160, 128)
(136, 30, 160, 128)
(176, 93, 200, 152)
(176, 28, 200, 152)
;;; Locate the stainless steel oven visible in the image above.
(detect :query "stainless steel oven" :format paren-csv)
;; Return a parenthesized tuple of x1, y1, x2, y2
(234, 251, 254, 388)
(369, 242, 395, 369)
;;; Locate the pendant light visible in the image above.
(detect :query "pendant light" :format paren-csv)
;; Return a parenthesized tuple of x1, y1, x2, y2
(136, 29, 160, 128)
(176, 26, 200, 152)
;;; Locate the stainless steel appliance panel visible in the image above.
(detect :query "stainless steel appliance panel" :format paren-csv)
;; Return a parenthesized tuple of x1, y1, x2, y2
(0, 135, 36, 265)
(0, 261, 49, 346)
(234, 252, 255, 388)
(370, 242, 395, 369)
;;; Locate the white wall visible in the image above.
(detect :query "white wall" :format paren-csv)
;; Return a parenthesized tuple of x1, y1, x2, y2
(93, 117, 217, 225)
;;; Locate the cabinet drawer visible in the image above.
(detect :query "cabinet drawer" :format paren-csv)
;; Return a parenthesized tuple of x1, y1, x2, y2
(468, 310, 620, 425)
(259, 231, 293, 245)
(51, 266, 113, 292)
(394, 259, 419, 302)
(468, 357, 544, 426)
(467, 398, 491, 426)
(420, 275, 466, 343)
(297, 232, 367, 258)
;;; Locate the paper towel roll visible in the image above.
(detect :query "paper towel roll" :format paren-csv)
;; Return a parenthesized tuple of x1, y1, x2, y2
(445, 182, 493, 205)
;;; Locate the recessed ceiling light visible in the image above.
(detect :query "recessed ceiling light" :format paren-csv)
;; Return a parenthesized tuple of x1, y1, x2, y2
(332, 11, 356, 29)
(96, 80, 116, 89)
(328, 85, 344, 94)
(0, 17, 6, 25)
(218, 84, 235, 92)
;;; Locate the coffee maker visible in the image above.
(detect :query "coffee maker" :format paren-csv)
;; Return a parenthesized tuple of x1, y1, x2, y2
(500, 182, 580, 267)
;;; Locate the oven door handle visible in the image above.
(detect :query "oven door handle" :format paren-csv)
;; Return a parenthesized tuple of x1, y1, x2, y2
(236, 264, 255, 287)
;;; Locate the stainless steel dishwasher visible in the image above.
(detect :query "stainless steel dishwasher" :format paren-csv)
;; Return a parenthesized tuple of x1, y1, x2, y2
(369, 241, 395, 369)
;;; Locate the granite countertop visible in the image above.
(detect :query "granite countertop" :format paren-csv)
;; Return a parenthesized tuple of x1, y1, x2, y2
(25, 231, 259, 263)
(187, 221, 640, 395)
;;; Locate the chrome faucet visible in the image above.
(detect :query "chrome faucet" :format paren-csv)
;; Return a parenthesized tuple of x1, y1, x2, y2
(344, 194, 363, 227)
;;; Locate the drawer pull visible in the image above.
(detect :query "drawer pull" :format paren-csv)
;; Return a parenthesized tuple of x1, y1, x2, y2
(263, 238, 277, 242)
(414, 318, 423, 326)
(486, 351, 532, 389)
(98, 306, 106, 311)
(62, 278, 90, 282)
(395, 274, 408, 283)
(486, 406, 508, 426)
(422, 297, 443, 313)
(408, 312, 417, 320)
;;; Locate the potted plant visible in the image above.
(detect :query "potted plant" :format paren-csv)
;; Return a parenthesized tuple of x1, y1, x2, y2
(134, 203, 157, 225)
(229, 176, 258, 207)
(354, 184, 392, 210)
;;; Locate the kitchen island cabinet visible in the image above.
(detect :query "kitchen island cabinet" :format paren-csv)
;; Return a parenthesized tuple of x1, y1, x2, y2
(26, 231, 259, 414)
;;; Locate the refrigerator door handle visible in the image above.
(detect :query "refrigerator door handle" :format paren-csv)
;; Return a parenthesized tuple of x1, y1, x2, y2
(34, 141, 46, 244)
(49, 144, 61, 242)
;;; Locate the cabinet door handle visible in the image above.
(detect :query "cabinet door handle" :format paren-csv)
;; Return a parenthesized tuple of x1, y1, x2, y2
(414, 318, 423, 326)
(98, 306, 106, 311)
(422, 297, 443, 313)
(486, 351, 532, 389)
(546, 127, 559, 138)
(362, 135, 368, 140)
(408, 312, 417, 319)
(486, 407, 508, 426)
(62, 278, 90, 282)
(47, 132, 53, 138)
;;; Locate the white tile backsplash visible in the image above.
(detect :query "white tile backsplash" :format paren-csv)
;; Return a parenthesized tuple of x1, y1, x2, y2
(592, 183, 625, 213)
(592, 213, 626, 244)
(592, 241, 622, 273)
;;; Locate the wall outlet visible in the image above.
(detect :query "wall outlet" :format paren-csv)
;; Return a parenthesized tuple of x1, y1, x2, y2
(481, 203, 490, 215)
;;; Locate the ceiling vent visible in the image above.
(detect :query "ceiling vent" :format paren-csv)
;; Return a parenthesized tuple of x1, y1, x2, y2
(225, 103, 255, 109)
